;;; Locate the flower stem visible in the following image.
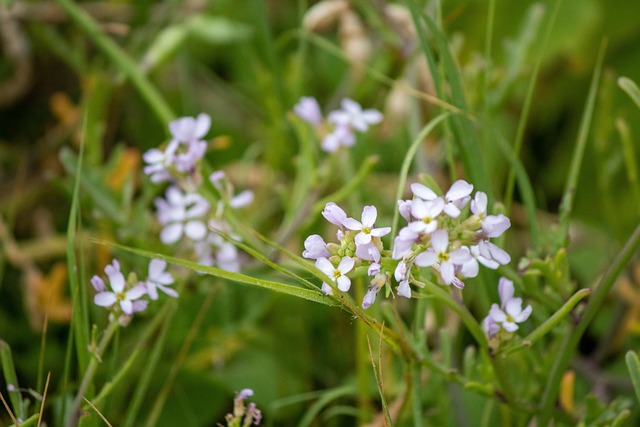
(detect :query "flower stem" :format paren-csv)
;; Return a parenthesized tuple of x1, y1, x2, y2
(67, 318, 119, 427)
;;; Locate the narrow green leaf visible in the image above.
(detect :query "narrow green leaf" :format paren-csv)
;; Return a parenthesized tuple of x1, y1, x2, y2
(625, 350, 640, 406)
(557, 40, 607, 247)
(104, 241, 339, 307)
(0, 340, 26, 420)
(9, 413, 40, 427)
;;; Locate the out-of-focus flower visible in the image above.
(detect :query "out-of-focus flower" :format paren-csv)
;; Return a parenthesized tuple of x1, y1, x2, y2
(144, 259, 177, 300)
(155, 186, 209, 244)
(93, 259, 146, 316)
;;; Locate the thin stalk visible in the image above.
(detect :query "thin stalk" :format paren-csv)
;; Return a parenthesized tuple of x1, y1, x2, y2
(67, 319, 120, 427)
(410, 362, 424, 427)
(355, 277, 370, 424)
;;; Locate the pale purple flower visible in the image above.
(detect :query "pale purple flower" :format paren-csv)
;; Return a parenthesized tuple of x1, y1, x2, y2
(303, 235, 331, 259)
(483, 315, 500, 338)
(478, 240, 511, 265)
(410, 182, 439, 201)
(343, 205, 391, 246)
(194, 232, 242, 273)
(442, 180, 473, 218)
(470, 191, 488, 218)
(93, 259, 147, 315)
(362, 285, 379, 309)
(397, 199, 412, 222)
(169, 113, 211, 143)
(392, 226, 419, 259)
(407, 198, 444, 234)
(155, 186, 209, 244)
(481, 214, 511, 238)
(394, 259, 409, 282)
(414, 230, 471, 285)
(316, 256, 355, 292)
(460, 244, 499, 278)
(235, 388, 254, 402)
(355, 241, 380, 262)
(144, 259, 177, 300)
(294, 97, 323, 126)
(229, 190, 254, 208)
(322, 202, 348, 229)
(397, 280, 412, 298)
(485, 277, 532, 336)
(328, 98, 383, 132)
(143, 140, 179, 183)
(321, 125, 355, 152)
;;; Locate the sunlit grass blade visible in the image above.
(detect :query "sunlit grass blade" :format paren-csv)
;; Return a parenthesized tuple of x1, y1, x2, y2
(625, 350, 640, 407)
(104, 241, 339, 307)
(618, 76, 640, 110)
(0, 340, 25, 421)
(615, 118, 640, 210)
(9, 414, 40, 427)
(53, 0, 175, 126)
(557, 40, 607, 247)
(66, 113, 91, 379)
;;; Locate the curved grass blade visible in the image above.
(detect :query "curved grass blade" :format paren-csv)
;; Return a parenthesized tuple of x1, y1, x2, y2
(618, 76, 640, 110)
(626, 350, 640, 407)
(103, 241, 339, 307)
(0, 340, 25, 421)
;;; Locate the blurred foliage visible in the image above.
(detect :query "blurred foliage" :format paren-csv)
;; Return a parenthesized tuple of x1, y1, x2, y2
(1, 0, 640, 426)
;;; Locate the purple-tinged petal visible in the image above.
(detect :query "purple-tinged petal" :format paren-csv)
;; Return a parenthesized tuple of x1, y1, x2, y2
(315, 258, 335, 276)
(120, 299, 133, 315)
(430, 229, 449, 253)
(184, 221, 207, 241)
(126, 285, 147, 300)
(161, 223, 183, 244)
(449, 248, 472, 265)
(471, 191, 487, 216)
(489, 304, 507, 322)
(440, 261, 455, 284)
(355, 232, 372, 246)
(321, 282, 333, 295)
(361, 206, 377, 227)
(443, 203, 461, 218)
(446, 180, 473, 201)
(498, 277, 514, 305)
(397, 280, 411, 298)
(342, 217, 363, 231)
(338, 256, 355, 274)
(410, 183, 437, 201)
(371, 226, 391, 237)
(414, 251, 437, 267)
(337, 275, 351, 292)
(362, 287, 378, 309)
(91, 275, 106, 292)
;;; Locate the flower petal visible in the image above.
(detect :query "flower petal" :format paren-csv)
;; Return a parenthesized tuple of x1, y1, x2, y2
(410, 183, 437, 201)
(94, 292, 117, 307)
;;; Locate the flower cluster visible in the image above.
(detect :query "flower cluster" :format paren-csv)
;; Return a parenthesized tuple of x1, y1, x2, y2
(92, 258, 177, 325)
(303, 179, 514, 310)
(303, 202, 391, 308)
(224, 388, 262, 426)
(393, 179, 511, 296)
(483, 277, 532, 340)
(293, 97, 382, 152)
(143, 114, 252, 272)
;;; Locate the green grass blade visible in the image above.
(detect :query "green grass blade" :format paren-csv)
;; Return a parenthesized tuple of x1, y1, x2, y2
(67, 114, 90, 376)
(0, 340, 26, 420)
(557, 41, 607, 247)
(615, 118, 640, 209)
(104, 241, 339, 307)
(53, 0, 175, 126)
(625, 350, 640, 406)
(618, 76, 640, 110)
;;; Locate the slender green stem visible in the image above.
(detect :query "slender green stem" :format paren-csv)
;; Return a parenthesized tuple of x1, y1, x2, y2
(67, 319, 120, 427)
(411, 362, 424, 427)
(355, 277, 370, 424)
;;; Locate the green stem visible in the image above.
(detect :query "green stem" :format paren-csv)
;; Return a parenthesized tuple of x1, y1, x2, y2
(355, 277, 370, 424)
(67, 318, 120, 427)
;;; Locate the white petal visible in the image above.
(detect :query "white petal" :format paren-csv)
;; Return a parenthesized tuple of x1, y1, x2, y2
(362, 109, 383, 124)
(371, 226, 391, 237)
(126, 285, 147, 300)
(338, 256, 355, 274)
(361, 206, 377, 227)
(443, 203, 461, 218)
(440, 262, 455, 284)
(471, 191, 487, 216)
(185, 221, 207, 240)
(488, 242, 511, 265)
(410, 183, 437, 201)
(120, 299, 133, 315)
(337, 275, 351, 292)
(149, 259, 167, 279)
(449, 248, 472, 265)
(498, 278, 514, 304)
(414, 251, 437, 267)
(503, 322, 519, 332)
(430, 229, 449, 253)
(461, 259, 479, 278)
(446, 180, 473, 201)
(94, 292, 116, 307)
(489, 304, 507, 322)
(230, 190, 254, 208)
(321, 282, 333, 295)
(159, 285, 179, 298)
(355, 232, 372, 245)
(397, 280, 412, 298)
(194, 113, 211, 139)
(315, 258, 335, 276)
(161, 223, 183, 244)
(143, 148, 164, 163)
(342, 218, 363, 231)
